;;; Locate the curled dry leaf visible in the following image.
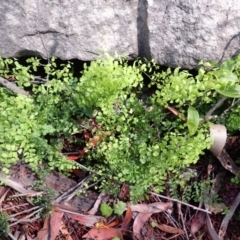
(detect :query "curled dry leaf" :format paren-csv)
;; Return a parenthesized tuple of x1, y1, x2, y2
(209, 124, 227, 157)
(130, 201, 173, 214)
(190, 211, 206, 235)
(68, 212, 104, 227)
(121, 206, 132, 234)
(133, 213, 152, 239)
(36, 211, 64, 240)
(132, 202, 173, 239)
(82, 228, 123, 240)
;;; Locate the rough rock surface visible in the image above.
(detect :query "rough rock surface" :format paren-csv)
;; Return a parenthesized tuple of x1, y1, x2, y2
(0, 0, 240, 68)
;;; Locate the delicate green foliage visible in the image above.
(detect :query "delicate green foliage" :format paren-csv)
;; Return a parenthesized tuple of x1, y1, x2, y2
(100, 203, 113, 217)
(75, 54, 143, 114)
(0, 53, 240, 202)
(220, 105, 240, 133)
(0, 213, 9, 237)
(31, 180, 56, 216)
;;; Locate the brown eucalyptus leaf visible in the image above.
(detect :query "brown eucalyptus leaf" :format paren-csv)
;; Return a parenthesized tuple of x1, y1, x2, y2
(130, 201, 172, 214)
(190, 211, 206, 235)
(157, 224, 184, 234)
(82, 228, 123, 240)
(60, 221, 73, 240)
(36, 211, 63, 240)
(133, 212, 152, 239)
(121, 206, 132, 234)
(68, 212, 104, 227)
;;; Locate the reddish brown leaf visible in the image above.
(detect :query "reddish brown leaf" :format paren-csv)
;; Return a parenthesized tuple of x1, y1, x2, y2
(36, 217, 49, 240)
(121, 206, 132, 234)
(82, 228, 123, 240)
(36, 211, 64, 240)
(50, 211, 64, 239)
(68, 212, 104, 227)
(60, 221, 73, 240)
(133, 212, 152, 239)
(130, 201, 172, 214)
(67, 155, 80, 160)
(157, 224, 184, 234)
(132, 202, 173, 239)
(191, 211, 206, 235)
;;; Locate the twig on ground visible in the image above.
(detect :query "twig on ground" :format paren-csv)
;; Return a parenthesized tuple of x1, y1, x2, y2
(152, 195, 184, 239)
(177, 202, 189, 240)
(202, 96, 227, 123)
(204, 172, 224, 240)
(9, 206, 41, 219)
(74, 162, 102, 175)
(150, 192, 212, 214)
(0, 76, 30, 96)
(53, 176, 92, 203)
(206, 214, 220, 240)
(8, 192, 44, 198)
(53, 176, 102, 204)
(220, 98, 240, 117)
(88, 192, 107, 215)
(3, 203, 30, 211)
(218, 190, 240, 240)
(63, 177, 103, 202)
(8, 232, 17, 240)
(9, 207, 44, 227)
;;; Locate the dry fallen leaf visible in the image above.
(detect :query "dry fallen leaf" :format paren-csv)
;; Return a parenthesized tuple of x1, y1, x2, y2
(130, 201, 173, 214)
(190, 211, 206, 235)
(209, 124, 227, 157)
(121, 206, 132, 234)
(157, 224, 184, 234)
(35, 211, 64, 240)
(68, 212, 104, 227)
(132, 202, 173, 239)
(133, 212, 152, 239)
(0, 187, 9, 207)
(60, 221, 73, 240)
(82, 228, 123, 240)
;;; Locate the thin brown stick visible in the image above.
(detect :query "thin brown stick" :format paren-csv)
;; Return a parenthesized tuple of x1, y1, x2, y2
(150, 192, 212, 214)
(220, 98, 240, 117)
(0, 76, 30, 96)
(9, 207, 43, 226)
(218, 190, 240, 239)
(202, 96, 227, 123)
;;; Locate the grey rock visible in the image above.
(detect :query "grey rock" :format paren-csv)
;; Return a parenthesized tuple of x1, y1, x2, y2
(0, 0, 138, 60)
(0, 0, 240, 68)
(147, 0, 240, 68)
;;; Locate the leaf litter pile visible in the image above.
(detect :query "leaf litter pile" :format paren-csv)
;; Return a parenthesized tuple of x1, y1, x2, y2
(1, 115, 240, 240)
(1, 70, 240, 239)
